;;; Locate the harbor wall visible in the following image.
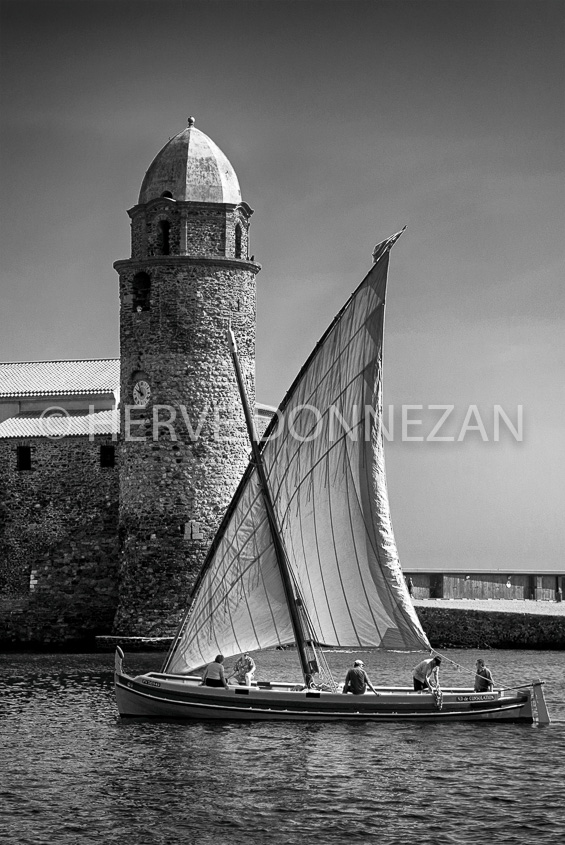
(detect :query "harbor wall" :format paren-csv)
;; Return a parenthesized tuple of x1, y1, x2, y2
(415, 606, 565, 650)
(1, 606, 564, 651)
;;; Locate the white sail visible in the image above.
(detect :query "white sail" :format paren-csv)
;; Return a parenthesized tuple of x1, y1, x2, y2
(166, 232, 430, 674)
(166, 468, 295, 673)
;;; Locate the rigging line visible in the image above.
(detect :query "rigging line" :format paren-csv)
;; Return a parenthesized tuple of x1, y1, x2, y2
(428, 648, 519, 691)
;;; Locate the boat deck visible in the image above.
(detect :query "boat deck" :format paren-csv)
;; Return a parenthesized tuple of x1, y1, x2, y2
(115, 668, 537, 722)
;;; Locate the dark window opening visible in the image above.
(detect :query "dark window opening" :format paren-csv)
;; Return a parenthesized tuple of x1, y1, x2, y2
(100, 444, 115, 468)
(132, 272, 151, 311)
(161, 190, 173, 199)
(157, 220, 170, 255)
(235, 223, 242, 258)
(17, 445, 31, 471)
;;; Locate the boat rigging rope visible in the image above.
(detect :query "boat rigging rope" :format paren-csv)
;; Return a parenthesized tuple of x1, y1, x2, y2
(429, 648, 533, 693)
(296, 600, 338, 691)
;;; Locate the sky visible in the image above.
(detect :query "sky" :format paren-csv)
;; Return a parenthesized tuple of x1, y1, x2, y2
(1, 0, 563, 573)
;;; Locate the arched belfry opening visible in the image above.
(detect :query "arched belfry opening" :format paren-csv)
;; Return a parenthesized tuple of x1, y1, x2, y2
(235, 223, 242, 259)
(132, 272, 151, 311)
(157, 220, 170, 255)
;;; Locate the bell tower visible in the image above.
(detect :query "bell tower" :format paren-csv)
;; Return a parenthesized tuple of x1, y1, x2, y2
(113, 118, 260, 636)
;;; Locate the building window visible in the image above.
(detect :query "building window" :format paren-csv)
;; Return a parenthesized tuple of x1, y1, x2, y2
(157, 220, 170, 255)
(132, 272, 151, 311)
(235, 223, 242, 258)
(100, 444, 115, 468)
(17, 445, 31, 471)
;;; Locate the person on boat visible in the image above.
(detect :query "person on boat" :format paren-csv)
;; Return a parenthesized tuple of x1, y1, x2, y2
(342, 659, 379, 695)
(406, 576, 414, 597)
(474, 658, 494, 692)
(412, 655, 442, 691)
(228, 652, 256, 686)
(201, 655, 230, 689)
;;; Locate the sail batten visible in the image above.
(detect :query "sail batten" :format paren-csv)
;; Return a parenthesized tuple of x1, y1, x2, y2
(166, 231, 429, 675)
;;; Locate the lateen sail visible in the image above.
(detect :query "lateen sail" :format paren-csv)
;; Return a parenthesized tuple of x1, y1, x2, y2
(166, 232, 430, 674)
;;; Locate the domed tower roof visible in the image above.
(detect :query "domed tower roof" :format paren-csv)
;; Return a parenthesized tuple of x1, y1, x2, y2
(138, 118, 242, 205)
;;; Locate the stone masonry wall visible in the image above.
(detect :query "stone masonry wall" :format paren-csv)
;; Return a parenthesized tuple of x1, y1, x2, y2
(115, 252, 259, 636)
(0, 436, 119, 646)
(416, 606, 565, 649)
(129, 201, 250, 262)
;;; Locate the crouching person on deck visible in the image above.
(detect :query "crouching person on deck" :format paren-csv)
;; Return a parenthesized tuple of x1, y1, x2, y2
(228, 652, 256, 686)
(413, 655, 442, 691)
(201, 655, 230, 690)
(342, 659, 379, 695)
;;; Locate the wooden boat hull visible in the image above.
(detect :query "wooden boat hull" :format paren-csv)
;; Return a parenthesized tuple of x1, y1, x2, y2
(115, 670, 536, 723)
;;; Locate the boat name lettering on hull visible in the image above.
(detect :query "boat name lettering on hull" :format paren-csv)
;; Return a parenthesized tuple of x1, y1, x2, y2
(141, 679, 161, 688)
(456, 694, 495, 702)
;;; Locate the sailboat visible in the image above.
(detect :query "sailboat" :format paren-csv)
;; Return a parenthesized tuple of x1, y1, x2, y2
(114, 231, 550, 724)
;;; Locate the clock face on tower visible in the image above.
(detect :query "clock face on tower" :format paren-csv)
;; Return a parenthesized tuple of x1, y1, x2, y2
(132, 380, 151, 408)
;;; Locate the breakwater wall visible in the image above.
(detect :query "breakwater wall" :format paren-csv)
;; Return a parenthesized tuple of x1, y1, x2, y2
(1, 606, 564, 651)
(415, 606, 565, 650)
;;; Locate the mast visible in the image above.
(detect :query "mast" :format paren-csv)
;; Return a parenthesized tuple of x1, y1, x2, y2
(228, 328, 312, 683)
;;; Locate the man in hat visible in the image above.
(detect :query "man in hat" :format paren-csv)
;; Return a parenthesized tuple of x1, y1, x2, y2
(342, 659, 379, 695)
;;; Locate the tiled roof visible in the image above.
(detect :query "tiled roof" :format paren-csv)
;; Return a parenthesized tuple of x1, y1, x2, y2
(0, 359, 119, 397)
(255, 402, 277, 415)
(0, 410, 119, 439)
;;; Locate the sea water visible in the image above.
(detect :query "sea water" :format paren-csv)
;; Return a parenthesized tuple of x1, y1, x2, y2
(1, 648, 563, 845)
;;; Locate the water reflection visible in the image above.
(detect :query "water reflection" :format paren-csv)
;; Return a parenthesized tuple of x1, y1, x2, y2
(1, 649, 563, 844)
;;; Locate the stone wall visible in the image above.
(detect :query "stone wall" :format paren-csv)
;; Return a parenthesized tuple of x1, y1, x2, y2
(129, 200, 250, 261)
(0, 435, 119, 646)
(416, 606, 565, 650)
(114, 248, 260, 637)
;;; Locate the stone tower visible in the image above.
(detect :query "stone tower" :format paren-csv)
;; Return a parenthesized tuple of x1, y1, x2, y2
(113, 119, 260, 636)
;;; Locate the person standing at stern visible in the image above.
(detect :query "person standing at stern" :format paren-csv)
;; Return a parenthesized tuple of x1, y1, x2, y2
(474, 658, 494, 692)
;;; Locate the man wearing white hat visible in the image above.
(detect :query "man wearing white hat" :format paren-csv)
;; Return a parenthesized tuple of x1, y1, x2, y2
(342, 659, 379, 695)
